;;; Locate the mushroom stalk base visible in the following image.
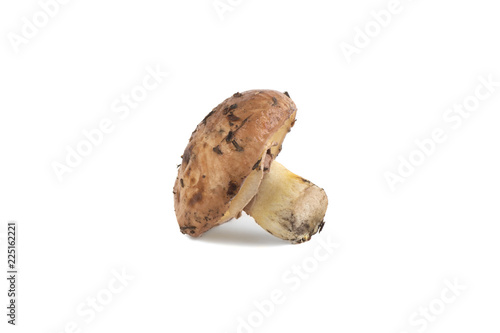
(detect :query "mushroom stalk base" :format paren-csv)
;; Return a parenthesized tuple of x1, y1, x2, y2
(244, 161, 328, 244)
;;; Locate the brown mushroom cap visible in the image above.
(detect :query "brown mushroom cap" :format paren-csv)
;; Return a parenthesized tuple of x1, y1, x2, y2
(173, 90, 297, 237)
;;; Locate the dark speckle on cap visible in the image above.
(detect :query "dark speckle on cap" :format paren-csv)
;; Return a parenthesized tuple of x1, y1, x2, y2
(227, 180, 239, 197)
(188, 192, 203, 206)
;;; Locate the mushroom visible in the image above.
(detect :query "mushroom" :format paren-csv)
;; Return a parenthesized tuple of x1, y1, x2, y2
(173, 90, 328, 244)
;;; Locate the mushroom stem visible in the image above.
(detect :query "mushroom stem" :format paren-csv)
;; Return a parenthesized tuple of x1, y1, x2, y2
(244, 161, 328, 244)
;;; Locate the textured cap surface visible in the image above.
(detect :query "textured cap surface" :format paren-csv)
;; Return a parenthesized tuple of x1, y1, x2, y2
(173, 90, 296, 236)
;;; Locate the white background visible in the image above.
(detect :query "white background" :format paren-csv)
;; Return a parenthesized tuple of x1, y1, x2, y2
(1, 0, 499, 332)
